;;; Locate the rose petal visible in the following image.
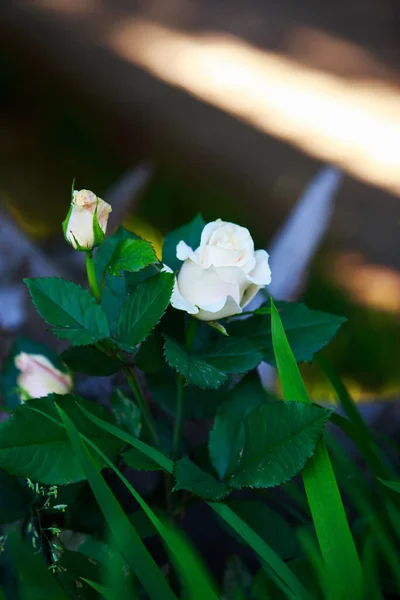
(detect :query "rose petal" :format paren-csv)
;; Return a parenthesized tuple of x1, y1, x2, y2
(176, 241, 199, 263)
(197, 295, 242, 321)
(247, 250, 272, 285)
(97, 198, 112, 233)
(215, 265, 252, 285)
(178, 262, 241, 307)
(201, 245, 253, 269)
(200, 219, 224, 246)
(66, 204, 96, 249)
(241, 283, 261, 308)
(170, 279, 199, 315)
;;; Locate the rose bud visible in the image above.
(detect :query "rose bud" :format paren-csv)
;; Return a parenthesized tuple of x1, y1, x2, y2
(15, 352, 73, 401)
(63, 188, 112, 251)
(169, 219, 271, 321)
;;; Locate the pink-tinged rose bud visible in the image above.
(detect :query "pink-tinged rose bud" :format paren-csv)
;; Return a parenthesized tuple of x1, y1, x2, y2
(63, 188, 112, 251)
(14, 353, 73, 400)
(169, 219, 271, 321)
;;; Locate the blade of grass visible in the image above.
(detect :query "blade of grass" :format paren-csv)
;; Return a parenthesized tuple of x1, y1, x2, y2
(317, 355, 391, 479)
(322, 363, 400, 540)
(55, 405, 177, 600)
(43, 403, 308, 598)
(82, 579, 133, 600)
(210, 502, 309, 599)
(75, 403, 173, 471)
(270, 299, 363, 599)
(297, 528, 335, 600)
(328, 433, 400, 593)
(361, 533, 384, 600)
(69, 413, 220, 600)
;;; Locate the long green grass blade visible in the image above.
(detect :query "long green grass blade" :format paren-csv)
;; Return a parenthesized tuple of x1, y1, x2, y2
(328, 434, 400, 593)
(317, 355, 391, 479)
(45, 402, 308, 598)
(55, 405, 177, 600)
(210, 502, 309, 599)
(361, 534, 384, 600)
(297, 527, 334, 600)
(76, 403, 173, 471)
(74, 419, 219, 599)
(320, 360, 400, 540)
(82, 579, 123, 600)
(270, 299, 363, 599)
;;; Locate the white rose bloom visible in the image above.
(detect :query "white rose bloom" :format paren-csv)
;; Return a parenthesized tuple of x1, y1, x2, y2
(15, 353, 73, 401)
(63, 189, 112, 251)
(169, 219, 271, 321)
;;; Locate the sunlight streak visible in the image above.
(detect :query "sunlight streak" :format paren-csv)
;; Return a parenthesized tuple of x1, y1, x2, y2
(108, 20, 400, 195)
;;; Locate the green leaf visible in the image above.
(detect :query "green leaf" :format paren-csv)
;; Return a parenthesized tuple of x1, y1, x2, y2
(62, 345, 120, 376)
(110, 388, 141, 437)
(173, 456, 230, 501)
(209, 376, 269, 479)
(0, 395, 120, 484)
(94, 227, 139, 332)
(162, 213, 206, 271)
(229, 301, 346, 364)
(226, 500, 298, 560)
(1, 337, 70, 410)
(378, 479, 400, 493)
(8, 532, 69, 600)
(117, 272, 174, 351)
(24, 278, 109, 345)
(201, 337, 263, 373)
(164, 336, 227, 390)
(228, 402, 330, 490)
(164, 334, 263, 391)
(0, 471, 35, 523)
(270, 299, 363, 599)
(94, 227, 139, 275)
(56, 405, 177, 600)
(106, 239, 158, 276)
(123, 448, 162, 471)
(150, 377, 227, 420)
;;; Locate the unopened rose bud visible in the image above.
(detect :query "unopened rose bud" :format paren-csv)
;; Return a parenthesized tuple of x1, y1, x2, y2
(63, 188, 112, 251)
(15, 353, 73, 401)
(169, 219, 271, 321)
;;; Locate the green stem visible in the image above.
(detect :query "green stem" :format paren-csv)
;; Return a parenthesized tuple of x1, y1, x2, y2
(85, 251, 101, 302)
(122, 364, 160, 447)
(172, 376, 184, 457)
(172, 318, 197, 458)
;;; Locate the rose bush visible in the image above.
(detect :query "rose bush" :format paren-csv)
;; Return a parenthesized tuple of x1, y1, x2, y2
(0, 200, 376, 600)
(63, 188, 112, 251)
(169, 219, 271, 320)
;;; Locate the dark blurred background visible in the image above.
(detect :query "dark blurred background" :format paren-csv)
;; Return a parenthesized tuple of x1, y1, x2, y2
(1, 0, 400, 411)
